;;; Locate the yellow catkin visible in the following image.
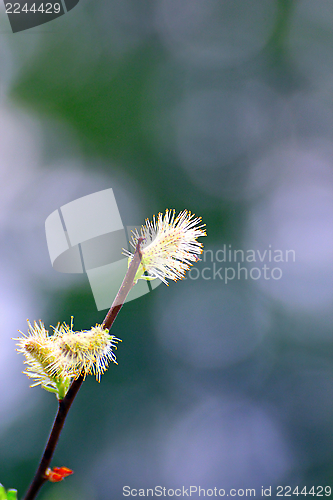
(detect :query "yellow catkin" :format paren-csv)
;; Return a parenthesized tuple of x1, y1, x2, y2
(15, 320, 121, 387)
(123, 209, 206, 284)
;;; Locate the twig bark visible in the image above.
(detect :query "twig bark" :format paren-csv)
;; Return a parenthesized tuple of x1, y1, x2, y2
(102, 238, 143, 329)
(23, 376, 84, 500)
(23, 239, 143, 500)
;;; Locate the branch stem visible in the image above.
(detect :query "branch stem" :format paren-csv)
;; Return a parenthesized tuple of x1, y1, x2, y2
(102, 238, 143, 329)
(22, 240, 143, 500)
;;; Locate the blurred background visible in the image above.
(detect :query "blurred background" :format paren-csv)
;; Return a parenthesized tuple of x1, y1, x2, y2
(1, 0, 333, 498)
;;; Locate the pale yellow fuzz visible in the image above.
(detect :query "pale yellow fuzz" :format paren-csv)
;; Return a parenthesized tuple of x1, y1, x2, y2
(15, 320, 121, 391)
(15, 320, 65, 391)
(50, 323, 121, 382)
(123, 209, 206, 284)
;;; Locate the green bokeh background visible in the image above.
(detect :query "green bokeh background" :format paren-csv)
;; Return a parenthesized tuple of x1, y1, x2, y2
(1, 0, 333, 498)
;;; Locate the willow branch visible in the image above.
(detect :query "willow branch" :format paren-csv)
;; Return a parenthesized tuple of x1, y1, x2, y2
(102, 237, 143, 330)
(23, 376, 83, 500)
(23, 239, 143, 500)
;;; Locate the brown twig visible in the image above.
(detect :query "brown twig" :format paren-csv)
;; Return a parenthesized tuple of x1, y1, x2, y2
(23, 376, 84, 500)
(102, 237, 143, 330)
(22, 239, 143, 500)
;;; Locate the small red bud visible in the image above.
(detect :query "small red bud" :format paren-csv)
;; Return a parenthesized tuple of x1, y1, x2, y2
(45, 466, 73, 482)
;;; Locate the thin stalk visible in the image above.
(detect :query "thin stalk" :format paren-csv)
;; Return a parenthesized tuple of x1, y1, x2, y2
(23, 239, 143, 500)
(102, 237, 143, 329)
(23, 376, 84, 500)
